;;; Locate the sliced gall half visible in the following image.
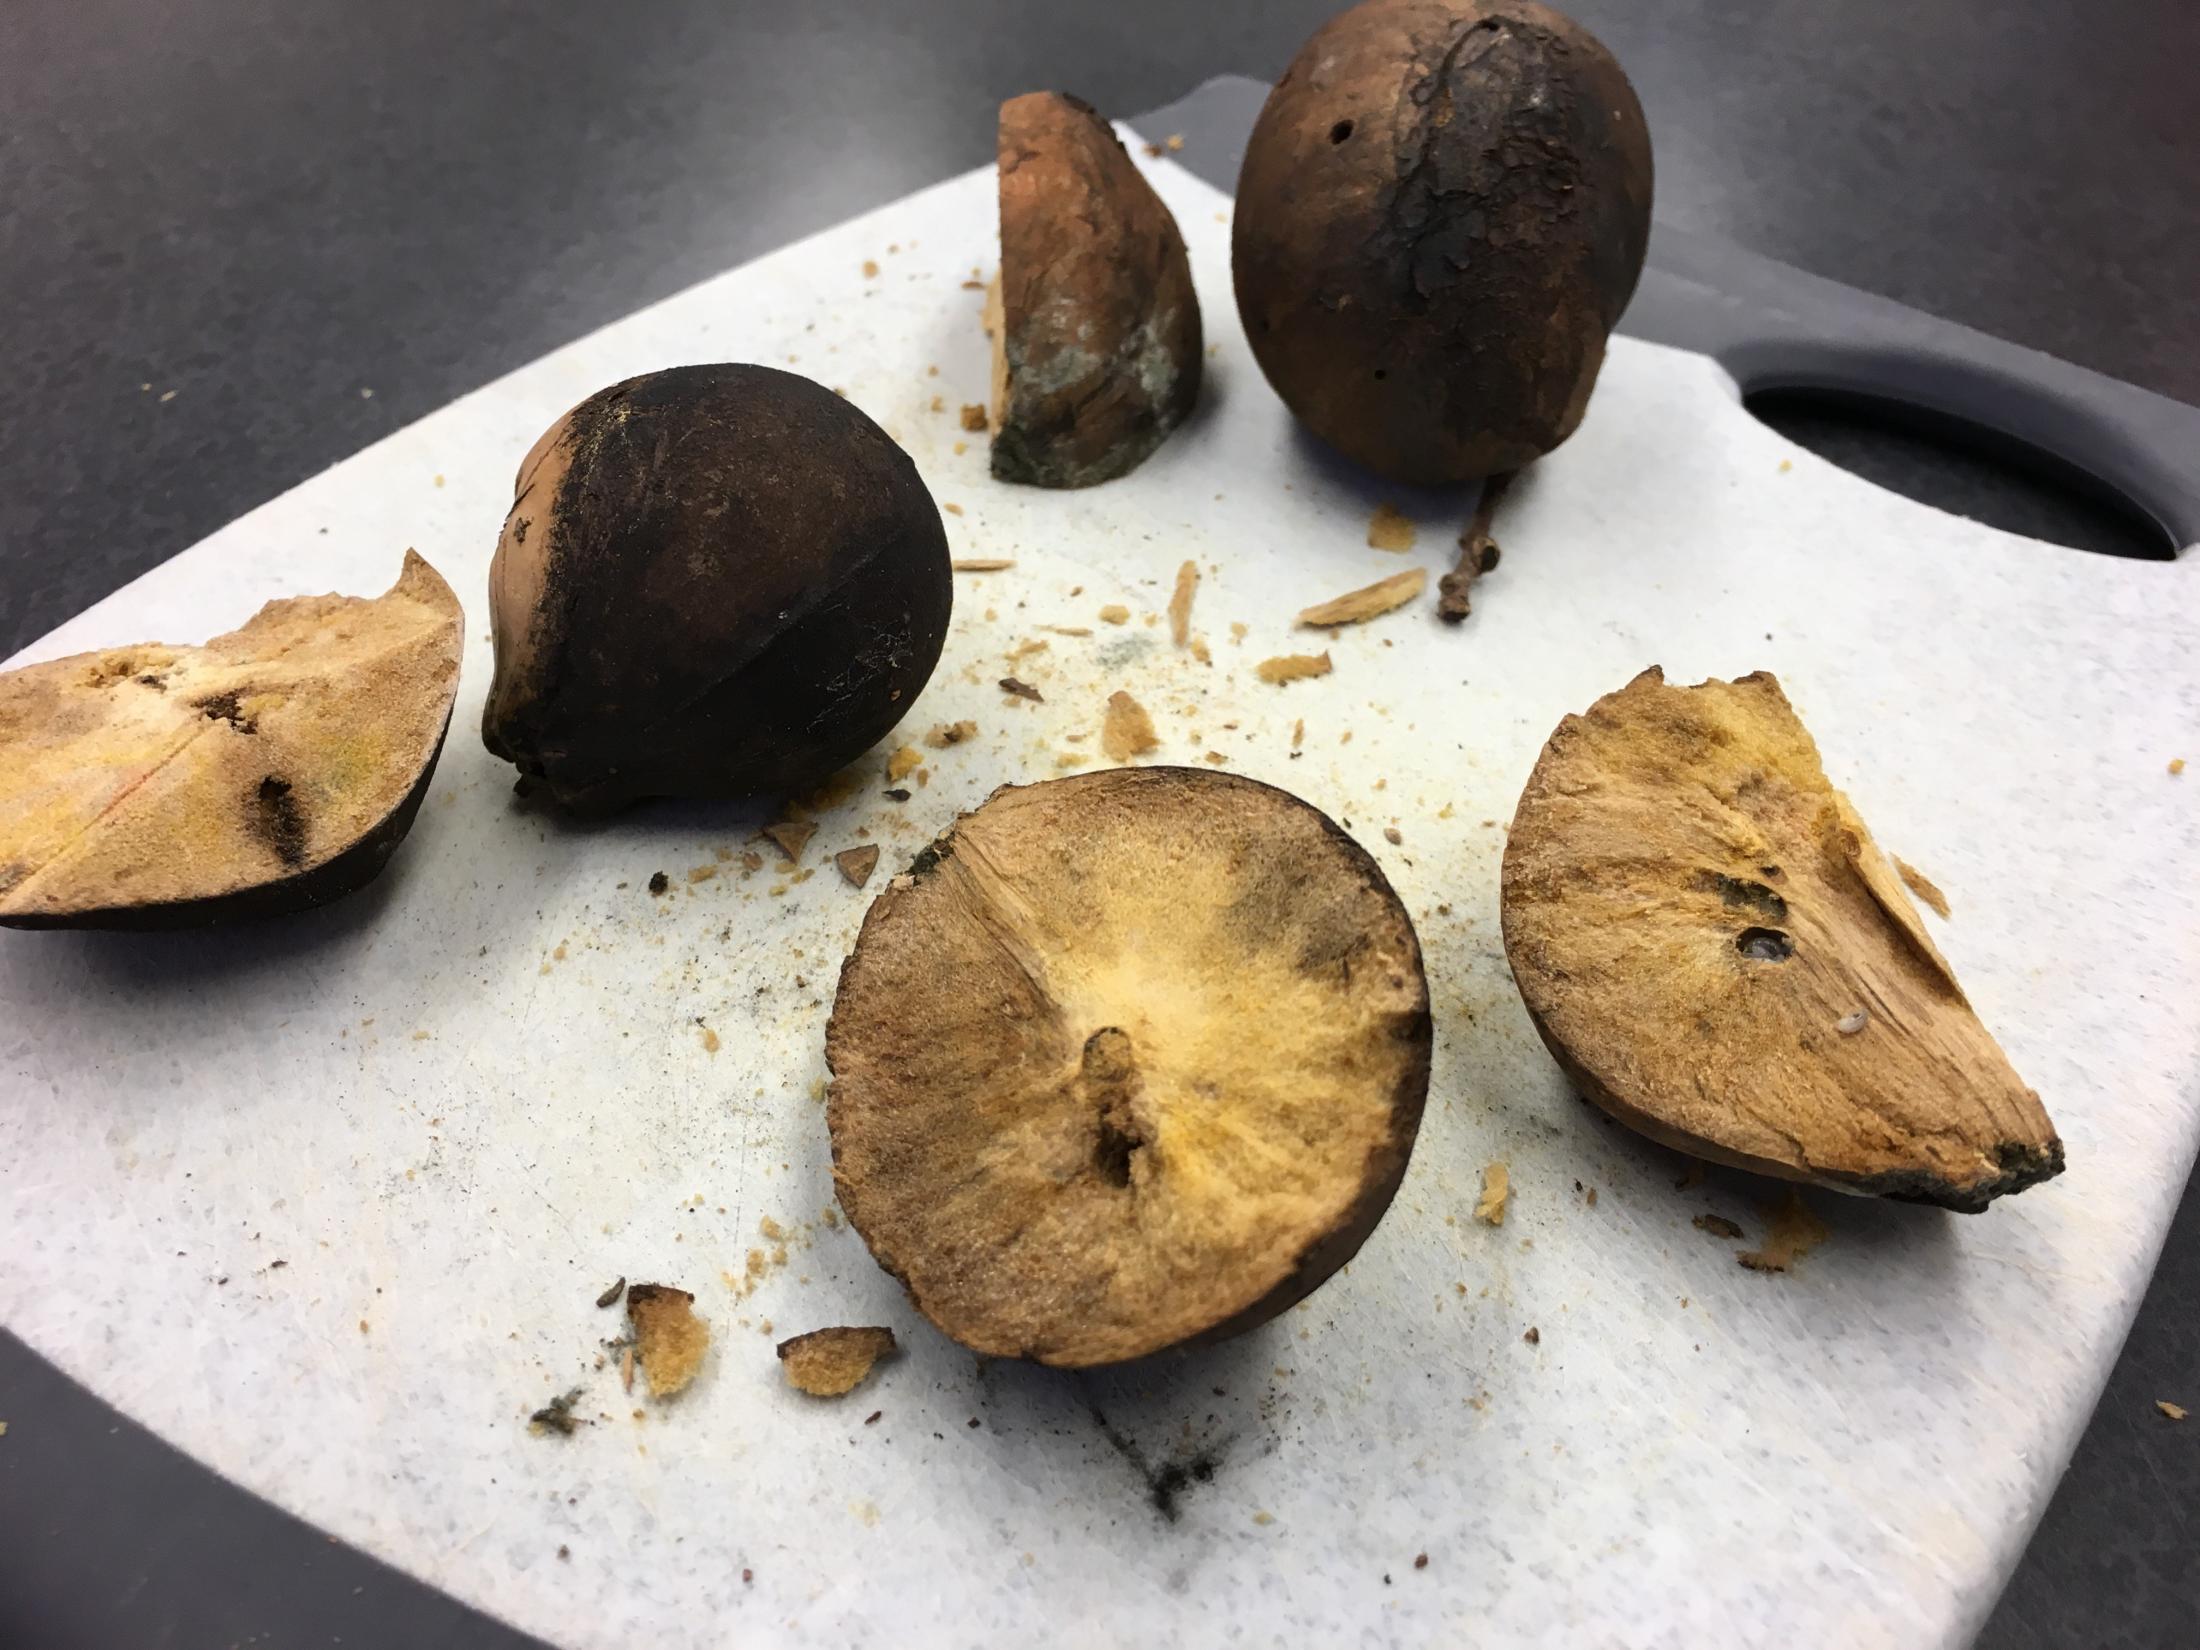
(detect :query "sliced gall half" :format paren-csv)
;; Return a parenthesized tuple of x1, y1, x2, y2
(986, 92, 1202, 488)
(1500, 668, 2061, 1212)
(0, 552, 462, 929)
(827, 767, 1429, 1365)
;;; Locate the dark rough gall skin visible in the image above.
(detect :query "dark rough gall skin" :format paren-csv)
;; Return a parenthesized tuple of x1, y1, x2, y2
(1233, 0, 1653, 484)
(992, 92, 1202, 488)
(482, 365, 952, 811)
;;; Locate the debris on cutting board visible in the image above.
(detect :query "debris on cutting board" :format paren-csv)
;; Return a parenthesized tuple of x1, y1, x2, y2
(952, 557, 1015, 572)
(595, 1277, 627, 1309)
(1256, 652, 1332, 685)
(1439, 473, 1508, 622)
(1298, 568, 1426, 628)
(836, 845, 882, 888)
(777, 1326, 899, 1397)
(529, 1388, 588, 1437)
(1102, 691, 1159, 762)
(1736, 1192, 1831, 1274)
(2158, 1400, 2188, 1421)
(1474, 1162, 1509, 1226)
(1365, 503, 1416, 552)
(1691, 1214, 1743, 1241)
(764, 820, 818, 862)
(628, 1284, 710, 1398)
(1894, 856, 1951, 918)
(1168, 560, 1199, 647)
(924, 720, 978, 748)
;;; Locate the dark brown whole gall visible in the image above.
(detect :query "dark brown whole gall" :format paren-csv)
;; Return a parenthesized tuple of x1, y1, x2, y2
(1501, 668, 2063, 1212)
(986, 93, 1202, 488)
(0, 552, 462, 929)
(483, 365, 952, 810)
(827, 766, 1430, 1366)
(1233, 0, 1653, 484)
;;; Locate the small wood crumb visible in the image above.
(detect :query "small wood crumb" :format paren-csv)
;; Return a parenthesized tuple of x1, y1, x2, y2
(1103, 691, 1160, 763)
(699, 1027, 721, 1054)
(621, 1345, 636, 1392)
(1894, 856, 1951, 917)
(1098, 604, 1130, 625)
(1383, 827, 1402, 846)
(1203, 751, 1228, 766)
(628, 1284, 710, 1398)
(763, 820, 817, 863)
(687, 865, 716, 884)
(1166, 133, 1184, 151)
(952, 557, 1015, 572)
(924, 720, 978, 748)
(1040, 625, 1092, 637)
(2171, 758, 2186, 775)
(1366, 502, 1417, 552)
(942, 501, 964, 515)
(2159, 1399, 2189, 1421)
(1692, 1214, 1743, 1240)
(1298, 568, 1427, 628)
(862, 259, 880, 278)
(1257, 652, 1333, 685)
(960, 404, 988, 431)
(1736, 1191, 1830, 1274)
(952, 440, 968, 456)
(999, 676, 1043, 702)
(1168, 560, 1199, 647)
(1190, 636, 1212, 664)
(1473, 1162, 1509, 1225)
(885, 746, 923, 784)
(778, 1326, 897, 1397)
(595, 1277, 627, 1309)
(1291, 719, 1305, 749)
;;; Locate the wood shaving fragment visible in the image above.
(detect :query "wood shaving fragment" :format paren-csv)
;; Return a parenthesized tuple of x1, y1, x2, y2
(778, 1326, 897, 1397)
(1190, 637, 1212, 664)
(1040, 625, 1092, 637)
(1298, 568, 1427, 628)
(1098, 604, 1130, 625)
(1203, 751, 1228, 765)
(621, 1346, 635, 1392)
(885, 746, 923, 784)
(1692, 1214, 1743, 1240)
(699, 1026, 721, 1053)
(942, 502, 964, 516)
(1256, 652, 1333, 685)
(999, 677, 1043, 702)
(960, 404, 988, 431)
(687, 865, 716, 883)
(835, 845, 881, 887)
(763, 820, 817, 862)
(924, 720, 978, 748)
(1736, 1191, 1831, 1274)
(627, 1285, 709, 1398)
(1366, 503, 1417, 552)
(1473, 1162, 1509, 1225)
(952, 558, 1015, 572)
(1168, 560, 1199, 647)
(861, 260, 880, 278)
(1894, 856, 1951, 918)
(1102, 691, 1159, 763)
(1292, 719, 1305, 749)
(2171, 758, 2186, 775)
(2159, 1400, 2188, 1421)
(1006, 638, 1049, 660)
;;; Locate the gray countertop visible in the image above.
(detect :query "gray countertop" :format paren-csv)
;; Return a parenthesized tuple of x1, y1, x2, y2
(1, 2, 2193, 1645)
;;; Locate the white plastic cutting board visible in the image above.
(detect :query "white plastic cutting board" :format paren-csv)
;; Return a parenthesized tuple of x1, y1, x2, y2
(4, 139, 2196, 1650)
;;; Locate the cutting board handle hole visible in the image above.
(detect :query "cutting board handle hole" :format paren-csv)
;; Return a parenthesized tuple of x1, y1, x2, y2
(1743, 387, 2173, 561)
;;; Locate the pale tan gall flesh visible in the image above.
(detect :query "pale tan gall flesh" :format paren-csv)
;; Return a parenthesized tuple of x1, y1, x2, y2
(827, 767, 1429, 1365)
(0, 552, 462, 928)
(1500, 668, 2061, 1212)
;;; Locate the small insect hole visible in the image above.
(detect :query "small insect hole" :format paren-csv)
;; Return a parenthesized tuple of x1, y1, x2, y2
(1329, 119, 1354, 144)
(1736, 927, 1794, 962)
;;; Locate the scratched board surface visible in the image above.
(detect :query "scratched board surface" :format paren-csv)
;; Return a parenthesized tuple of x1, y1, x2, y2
(3, 138, 2196, 1650)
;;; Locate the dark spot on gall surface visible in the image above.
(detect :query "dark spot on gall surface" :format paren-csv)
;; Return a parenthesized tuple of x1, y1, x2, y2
(1695, 870, 1788, 923)
(195, 690, 257, 734)
(251, 777, 307, 867)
